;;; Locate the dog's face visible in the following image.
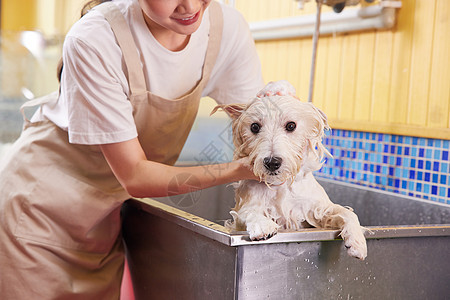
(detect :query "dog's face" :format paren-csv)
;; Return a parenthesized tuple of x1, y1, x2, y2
(214, 96, 330, 185)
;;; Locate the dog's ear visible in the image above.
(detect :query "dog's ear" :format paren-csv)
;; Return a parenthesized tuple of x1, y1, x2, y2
(313, 105, 330, 130)
(304, 103, 332, 162)
(309, 104, 330, 131)
(210, 103, 247, 120)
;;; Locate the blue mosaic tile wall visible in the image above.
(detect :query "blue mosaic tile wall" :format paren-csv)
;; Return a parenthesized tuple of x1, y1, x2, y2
(315, 129, 450, 204)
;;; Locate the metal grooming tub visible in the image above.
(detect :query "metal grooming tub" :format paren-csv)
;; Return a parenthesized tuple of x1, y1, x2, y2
(122, 178, 450, 300)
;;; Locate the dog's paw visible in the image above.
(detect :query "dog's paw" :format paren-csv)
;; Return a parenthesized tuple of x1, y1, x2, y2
(247, 218, 279, 241)
(341, 228, 367, 260)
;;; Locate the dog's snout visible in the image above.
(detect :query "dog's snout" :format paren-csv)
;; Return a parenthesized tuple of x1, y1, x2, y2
(263, 156, 282, 172)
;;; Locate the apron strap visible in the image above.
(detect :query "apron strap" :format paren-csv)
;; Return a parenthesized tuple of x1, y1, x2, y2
(200, 1, 223, 86)
(20, 91, 59, 124)
(95, 3, 147, 96)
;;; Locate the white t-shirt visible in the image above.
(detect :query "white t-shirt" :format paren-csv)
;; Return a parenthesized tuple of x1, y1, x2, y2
(37, 0, 263, 145)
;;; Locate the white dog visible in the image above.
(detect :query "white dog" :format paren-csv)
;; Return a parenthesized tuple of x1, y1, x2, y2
(212, 95, 367, 260)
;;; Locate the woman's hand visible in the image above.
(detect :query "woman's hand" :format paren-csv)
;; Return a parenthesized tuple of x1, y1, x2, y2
(235, 157, 259, 181)
(256, 80, 297, 98)
(100, 138, 258, 198)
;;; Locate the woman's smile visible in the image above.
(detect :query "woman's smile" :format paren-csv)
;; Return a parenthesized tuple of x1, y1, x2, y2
(171, 11, 200, 26)
(138, 0, 211, 50)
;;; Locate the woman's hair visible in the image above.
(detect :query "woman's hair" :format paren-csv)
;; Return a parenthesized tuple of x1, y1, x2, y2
(80, 0, 112, 17)
(57, 0, 112, 82)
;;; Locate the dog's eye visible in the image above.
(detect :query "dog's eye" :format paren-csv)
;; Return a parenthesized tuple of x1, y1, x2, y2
(250, 123, 261, 134)
(285, 121, 296, 132)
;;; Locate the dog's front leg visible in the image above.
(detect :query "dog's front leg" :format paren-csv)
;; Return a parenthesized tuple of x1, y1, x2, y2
(231, 182, 280, 241)
(235, 204, 279, 241)
(307, 204, 367, 260)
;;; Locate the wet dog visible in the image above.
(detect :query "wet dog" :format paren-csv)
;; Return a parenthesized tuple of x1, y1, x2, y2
(212, 95, 367, 259)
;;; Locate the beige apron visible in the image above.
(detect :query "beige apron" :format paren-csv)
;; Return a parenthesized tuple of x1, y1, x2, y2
(0, 2, 223, 299)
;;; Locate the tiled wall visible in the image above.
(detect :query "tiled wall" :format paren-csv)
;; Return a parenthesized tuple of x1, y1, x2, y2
(316, 129, 450, 204)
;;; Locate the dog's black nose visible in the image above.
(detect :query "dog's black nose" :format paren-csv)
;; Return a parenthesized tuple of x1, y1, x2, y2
(263, 157, 282, 172)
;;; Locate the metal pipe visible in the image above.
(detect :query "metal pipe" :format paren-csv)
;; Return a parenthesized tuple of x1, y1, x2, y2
(250, 5, 383, 32)
(249, 5, 397, 41)
(308, 0, 322, 103)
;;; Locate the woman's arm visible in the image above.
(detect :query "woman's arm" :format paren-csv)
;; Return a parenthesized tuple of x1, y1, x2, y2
(100, 138, 256, 198)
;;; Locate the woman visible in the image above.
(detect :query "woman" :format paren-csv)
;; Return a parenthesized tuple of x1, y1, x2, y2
(0, 0, 289, 298)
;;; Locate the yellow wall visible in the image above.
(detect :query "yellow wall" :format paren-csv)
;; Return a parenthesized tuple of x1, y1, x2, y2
(1, 0, 37, 31)
(236, 0, 450, 139)
(1, 0, 38, 97)
(1, 0, 85, 35)
(0, 0, 85, 97)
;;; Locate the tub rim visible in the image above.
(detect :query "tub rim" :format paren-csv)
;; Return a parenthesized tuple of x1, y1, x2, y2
(126, 198, 450, 247)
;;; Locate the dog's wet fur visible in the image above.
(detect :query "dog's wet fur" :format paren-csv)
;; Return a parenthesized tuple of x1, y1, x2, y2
(213, 95, 367, 260)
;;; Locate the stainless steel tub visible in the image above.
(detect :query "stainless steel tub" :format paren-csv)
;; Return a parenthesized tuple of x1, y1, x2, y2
(122, 178, 450, 300)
